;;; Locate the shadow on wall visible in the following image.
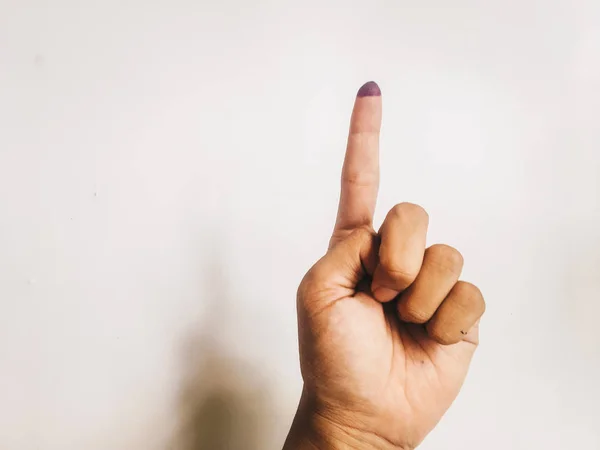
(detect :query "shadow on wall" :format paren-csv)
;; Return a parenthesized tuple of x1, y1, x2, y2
(172, 337, 271, 450)
(171, 248, 274, 450)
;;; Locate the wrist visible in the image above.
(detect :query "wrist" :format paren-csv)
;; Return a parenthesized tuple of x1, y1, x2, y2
(284, 388, 408, 450)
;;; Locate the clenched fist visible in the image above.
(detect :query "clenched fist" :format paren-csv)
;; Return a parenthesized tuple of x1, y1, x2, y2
(284, 82, 486, 450)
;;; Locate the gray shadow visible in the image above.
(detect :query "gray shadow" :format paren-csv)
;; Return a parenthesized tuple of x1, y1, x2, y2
(171, 246, 272, 450)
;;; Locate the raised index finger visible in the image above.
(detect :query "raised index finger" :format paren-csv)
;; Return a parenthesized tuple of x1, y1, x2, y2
(332, 81, 382, 245)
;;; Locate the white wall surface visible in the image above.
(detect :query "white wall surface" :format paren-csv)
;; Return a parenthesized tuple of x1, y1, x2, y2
(1, 1, 599, 449)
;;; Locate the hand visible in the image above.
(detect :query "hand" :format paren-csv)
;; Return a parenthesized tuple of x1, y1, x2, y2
(284, 82, 486, 450)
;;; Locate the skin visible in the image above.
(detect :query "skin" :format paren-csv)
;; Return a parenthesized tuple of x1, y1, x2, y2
(283, 82, 486, 450)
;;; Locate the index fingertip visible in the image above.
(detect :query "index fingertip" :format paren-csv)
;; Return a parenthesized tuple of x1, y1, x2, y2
(357, 81, 381, 97)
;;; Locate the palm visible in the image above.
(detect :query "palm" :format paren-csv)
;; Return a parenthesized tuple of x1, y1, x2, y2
(299, 288, 477, 446)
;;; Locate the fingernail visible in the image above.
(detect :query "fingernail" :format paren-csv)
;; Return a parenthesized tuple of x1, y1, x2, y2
(372, 286, 398, 302)
(357, 81, 381, 97)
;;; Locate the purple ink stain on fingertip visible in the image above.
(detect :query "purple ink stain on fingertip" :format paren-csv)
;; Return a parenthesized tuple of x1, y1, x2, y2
(357, 81, 381, 97)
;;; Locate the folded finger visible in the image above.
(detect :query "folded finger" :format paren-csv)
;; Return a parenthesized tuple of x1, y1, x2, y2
(371, 203, 429, 302)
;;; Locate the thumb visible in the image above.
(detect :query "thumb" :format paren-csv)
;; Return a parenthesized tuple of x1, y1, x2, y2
(299, 227, 378, 314)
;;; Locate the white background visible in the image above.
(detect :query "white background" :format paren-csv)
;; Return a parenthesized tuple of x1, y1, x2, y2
(1, 1, 599, 449)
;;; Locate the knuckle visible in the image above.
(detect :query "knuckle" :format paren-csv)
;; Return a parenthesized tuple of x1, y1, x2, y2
(479, 296, 487, 315)
(455, 281, 484, 304)
(390, 202, 429, 222)
(448, 281, 486, 319)
(469, 290, 486, 316)
(427, 244, 464, 274)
